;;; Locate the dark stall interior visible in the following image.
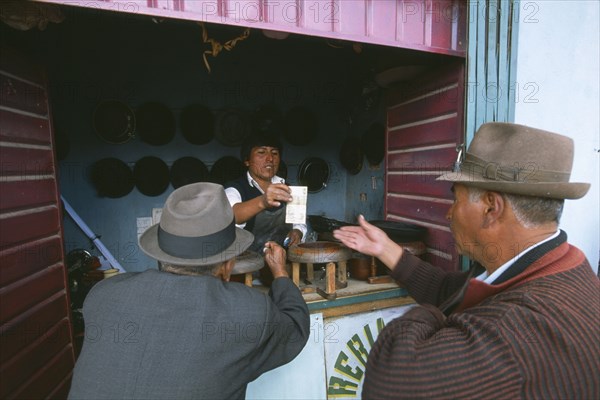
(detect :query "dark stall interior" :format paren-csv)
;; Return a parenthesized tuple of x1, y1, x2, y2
(2, 5, 456, 272)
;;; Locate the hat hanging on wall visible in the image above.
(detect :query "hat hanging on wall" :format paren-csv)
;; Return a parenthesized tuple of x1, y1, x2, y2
(298, 157, 329, 193)
(362, 122, 385, 166)
(133, 156, 170, 196)
(170, 156, 210, 189)
(209, 156, 244, 185)
(215, 109, 252, 146)
(89, 157, 134, 198)
(252, 104, 284, 137)
(180, 104, 215, 145)
(136, 102, 176, 146)
(284, 106, 318, 146)
(340, 136, 364, 175)
(92, 100, 135, 144)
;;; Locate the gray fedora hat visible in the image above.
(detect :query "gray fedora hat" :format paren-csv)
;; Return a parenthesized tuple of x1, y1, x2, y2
(139, 182, 255, 270)
(437, 122, 590, 199)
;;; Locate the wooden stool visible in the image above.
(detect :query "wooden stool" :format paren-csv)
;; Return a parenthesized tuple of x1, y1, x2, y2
(232, 251, 264, 288)
(287, 241, 352, 300)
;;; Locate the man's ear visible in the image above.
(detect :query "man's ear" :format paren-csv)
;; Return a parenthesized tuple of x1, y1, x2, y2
(482, 191, 505, 226)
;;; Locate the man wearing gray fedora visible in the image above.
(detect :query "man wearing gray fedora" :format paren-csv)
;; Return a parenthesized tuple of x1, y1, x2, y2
(334, 123, 599, 399)
(68, 183, 310, 399)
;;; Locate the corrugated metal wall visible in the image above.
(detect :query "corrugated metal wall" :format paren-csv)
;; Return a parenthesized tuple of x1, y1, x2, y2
(0, 44, 75, 399)
(385, 61, 464, 271)
(36, 0, 466, 56)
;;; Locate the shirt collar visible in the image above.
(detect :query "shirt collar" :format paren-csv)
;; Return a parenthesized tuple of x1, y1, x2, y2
(476, 230, 560, 284)
(246, 171, 284, 194)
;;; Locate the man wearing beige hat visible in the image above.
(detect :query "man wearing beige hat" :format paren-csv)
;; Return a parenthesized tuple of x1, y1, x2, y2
(334, 123, 599, 399)
(68, 183, 309, 400)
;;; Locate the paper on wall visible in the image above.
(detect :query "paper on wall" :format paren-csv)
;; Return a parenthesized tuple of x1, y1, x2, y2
(286, 186, 307, 224)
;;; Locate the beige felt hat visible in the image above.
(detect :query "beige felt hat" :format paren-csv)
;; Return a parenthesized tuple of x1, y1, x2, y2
(139, 182, 257, 272)
(437, 122, 590, 199)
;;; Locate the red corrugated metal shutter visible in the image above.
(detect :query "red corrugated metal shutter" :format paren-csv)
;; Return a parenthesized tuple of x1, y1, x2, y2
(0, 44, 75, 399)
(385, 61, 464, 271)
(37, 0, 466, 56)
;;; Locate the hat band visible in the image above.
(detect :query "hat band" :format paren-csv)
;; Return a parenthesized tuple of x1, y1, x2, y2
(462, 153, 570, 183)
(157, 219, 236, 260)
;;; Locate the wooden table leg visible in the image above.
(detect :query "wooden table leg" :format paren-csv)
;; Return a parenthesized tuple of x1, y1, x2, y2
(337, 260, 348, 288)
(306, 262, 314, 283)
(244, 272, 253, 287)
(292, 262, 300, 287)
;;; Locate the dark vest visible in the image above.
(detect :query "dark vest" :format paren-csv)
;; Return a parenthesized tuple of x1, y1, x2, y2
(226, 175, 285, 232)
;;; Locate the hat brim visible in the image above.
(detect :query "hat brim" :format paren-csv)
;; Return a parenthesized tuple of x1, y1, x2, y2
(437, 172, 590, 200)
(231, 250, 265, 275)
(139, 224, 254, 266)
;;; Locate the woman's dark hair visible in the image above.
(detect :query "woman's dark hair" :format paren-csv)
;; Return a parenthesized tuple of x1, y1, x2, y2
(240, 133, 283, 161)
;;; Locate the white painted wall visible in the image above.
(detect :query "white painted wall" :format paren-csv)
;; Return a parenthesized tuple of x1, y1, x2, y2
(513, 0, 599, 273)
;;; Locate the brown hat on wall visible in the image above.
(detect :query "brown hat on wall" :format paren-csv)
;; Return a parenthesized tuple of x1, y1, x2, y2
(437, 122, 590, 199)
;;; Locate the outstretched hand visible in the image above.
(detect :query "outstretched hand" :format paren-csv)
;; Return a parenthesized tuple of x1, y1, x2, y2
(333, 215, 404, 270)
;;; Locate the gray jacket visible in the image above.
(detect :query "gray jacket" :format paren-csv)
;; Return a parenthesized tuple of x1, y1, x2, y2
(68, 269, 310, 399)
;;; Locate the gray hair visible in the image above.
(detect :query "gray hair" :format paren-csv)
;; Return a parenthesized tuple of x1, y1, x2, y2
(467, 186, 564, 227)
(158, 262, 223, 276)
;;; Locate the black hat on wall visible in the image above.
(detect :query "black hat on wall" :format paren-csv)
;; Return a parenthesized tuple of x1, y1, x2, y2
(93, 100, 135, 144)
(210, 156, 245, 185)
(362, 122, 385, 166)
(340, 136, 364, 175)
(133, 156, 170, 196)
(90, 157, 134, 198)
(170, 156, 210, 189)
(298, 157, 329, 193)
(215, 109, 251, 147)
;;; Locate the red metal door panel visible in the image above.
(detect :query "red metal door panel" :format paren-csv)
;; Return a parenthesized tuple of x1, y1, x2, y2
(1, 294, 70, 364)
(387, 147, 457, 171)
(11, 347, 75, 400)
(0, 146, 55, 176)
(0, 264, 66, 325)
(0, 180, 58, 211)
(0, 109, 50, 144)
(0, 237, 63, 287)
(388, 117, 460, 150)
(0, 208, 61, 248)
(0, 42, 74, 399)
(387, 86, 462, 128)
(386, 197, 450, 226)
(0, 319, 71, 399)
(0, 73, 48, 115)
(385, 61, 464, 271)
(387, 175, 452, 198)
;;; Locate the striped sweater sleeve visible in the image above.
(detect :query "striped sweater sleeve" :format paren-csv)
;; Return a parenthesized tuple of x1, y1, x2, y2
(390, 251, 471, 306)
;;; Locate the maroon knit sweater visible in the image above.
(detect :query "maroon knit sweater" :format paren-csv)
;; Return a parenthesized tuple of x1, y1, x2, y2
(362, 233, 600, 399)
